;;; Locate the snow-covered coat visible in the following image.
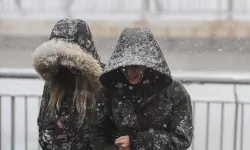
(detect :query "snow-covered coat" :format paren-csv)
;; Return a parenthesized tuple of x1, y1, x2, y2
(90, 27, 193, 150)
(33, 19, 102, 150)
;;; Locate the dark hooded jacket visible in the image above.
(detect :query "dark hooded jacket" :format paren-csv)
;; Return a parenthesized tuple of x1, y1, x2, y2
(33, 19, 103, 150)
(90, 27, 193, 150)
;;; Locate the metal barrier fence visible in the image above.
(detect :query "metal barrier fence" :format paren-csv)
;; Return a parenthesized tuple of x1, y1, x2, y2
(1, 69, 250, 150)
(0, 0, 250, 20)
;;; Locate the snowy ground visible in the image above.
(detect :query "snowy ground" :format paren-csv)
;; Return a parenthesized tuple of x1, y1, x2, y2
(0, 72, 250, 150)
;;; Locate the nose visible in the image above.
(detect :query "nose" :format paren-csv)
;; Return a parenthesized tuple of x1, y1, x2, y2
(126, 67, 135, 77)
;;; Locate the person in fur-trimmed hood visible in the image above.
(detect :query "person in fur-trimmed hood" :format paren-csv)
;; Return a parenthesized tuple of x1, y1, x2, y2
(90, 27, 193, 150)
(33, 19, 103, 150)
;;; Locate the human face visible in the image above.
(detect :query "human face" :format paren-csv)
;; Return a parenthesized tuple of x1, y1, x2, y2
(121, 66, 145, 85)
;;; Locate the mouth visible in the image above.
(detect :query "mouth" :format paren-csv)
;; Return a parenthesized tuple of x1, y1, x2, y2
(128, 75, 138, 80)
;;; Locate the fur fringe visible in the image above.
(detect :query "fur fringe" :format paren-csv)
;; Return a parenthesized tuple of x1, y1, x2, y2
(32, 39, 102, 89)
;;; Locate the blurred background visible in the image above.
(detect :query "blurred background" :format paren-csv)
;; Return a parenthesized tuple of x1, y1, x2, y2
(0, 0, 250, 150)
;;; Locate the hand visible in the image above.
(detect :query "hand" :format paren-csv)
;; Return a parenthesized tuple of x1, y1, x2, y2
(56, 120, 64, 129)
(115, 136, 130, 148)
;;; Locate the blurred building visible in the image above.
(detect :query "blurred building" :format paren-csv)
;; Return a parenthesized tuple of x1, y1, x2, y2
(1, 0, 250, 70)
(1, 0, 250, 45)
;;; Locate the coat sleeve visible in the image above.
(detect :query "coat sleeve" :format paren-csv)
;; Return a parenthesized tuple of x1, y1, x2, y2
(89, 88, 118, 150)
(135, 80, 194, 150)
(37, 84, 54, 150)
(38, 84, 73, 150)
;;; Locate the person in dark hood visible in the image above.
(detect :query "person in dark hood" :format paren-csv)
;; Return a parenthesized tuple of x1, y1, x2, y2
(32, 19, 103, 150)
(90, 27, 193, 150)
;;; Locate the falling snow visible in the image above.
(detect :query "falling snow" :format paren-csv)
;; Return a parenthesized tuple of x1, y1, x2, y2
(91, 27, 193, 150)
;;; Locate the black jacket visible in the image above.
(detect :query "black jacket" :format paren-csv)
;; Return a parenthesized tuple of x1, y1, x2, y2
(33, 19, 102, 150)
(90, 27, 193, 150)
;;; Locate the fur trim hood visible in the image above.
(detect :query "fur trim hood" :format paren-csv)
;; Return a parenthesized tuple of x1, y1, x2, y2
(32, 39, 102, 89)
(49, 19, 105, 68)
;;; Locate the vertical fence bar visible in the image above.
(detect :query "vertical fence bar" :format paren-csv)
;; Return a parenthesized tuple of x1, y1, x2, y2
(0, 96, 1, 150)
(217, 0, 223, 20)
(205, 102, 210, 150)
(165, 0, 170, 12)
(11, 96, 15, 150)
(227, 0, 233, 20)
(245, 0, 249, 14)
(38, 96, 42, 107)
(117, 0, 123, 12)
(233, 84, 239, 150)
(141, 0, 149, 20)
(240, 0, 248, 14)
(25, 96, 28, 150)
(220, 103, 224, 150)
(191, 102, 195, 150)
(38, 96, 42, 150)
(240, 104, 244, 150)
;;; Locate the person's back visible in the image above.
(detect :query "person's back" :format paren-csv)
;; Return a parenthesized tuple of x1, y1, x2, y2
(90, 27, 193, 150)
(33, 19, 102, 150)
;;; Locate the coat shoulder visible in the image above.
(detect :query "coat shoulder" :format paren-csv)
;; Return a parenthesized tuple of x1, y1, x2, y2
(95, 86, 112, 103)
(96, 86, 108, 97)
(165, 79, 190, 105)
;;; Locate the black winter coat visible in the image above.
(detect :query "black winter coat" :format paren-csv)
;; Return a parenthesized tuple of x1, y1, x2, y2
(38, 84, 92, 150)
(90, 27, 193, 150)
(33, 19, 102, 150)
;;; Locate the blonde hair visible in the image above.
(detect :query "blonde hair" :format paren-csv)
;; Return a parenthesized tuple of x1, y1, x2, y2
(48, 67, 96, 127)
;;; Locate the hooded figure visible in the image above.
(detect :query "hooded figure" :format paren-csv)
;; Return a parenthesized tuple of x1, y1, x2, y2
(33, 19, 103, 150)
(90, 27, 193, 150)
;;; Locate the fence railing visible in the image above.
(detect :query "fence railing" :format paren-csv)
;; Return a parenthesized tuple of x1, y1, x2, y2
(0, 0, 250, 20)
(1, 69, 250, 150)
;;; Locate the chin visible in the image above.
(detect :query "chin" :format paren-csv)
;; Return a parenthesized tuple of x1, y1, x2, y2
(128, 80, 140, 85)
(129, 82, 137, 85)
